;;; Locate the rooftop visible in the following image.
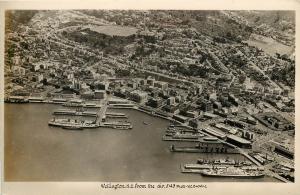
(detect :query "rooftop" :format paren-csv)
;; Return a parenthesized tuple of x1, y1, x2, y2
(227, 134, 251, 144)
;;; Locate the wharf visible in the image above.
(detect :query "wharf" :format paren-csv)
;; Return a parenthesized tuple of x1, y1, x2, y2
(170, 144, 240, 154)
(53, 110, 97, 117)
(100, 122, 133, 130)
(106, 112, 128, 118)
(239, 151, 263, 167)
(108, 105, 136, 109)
(106, 115, 128, 118)
(162, 135, 203, 142)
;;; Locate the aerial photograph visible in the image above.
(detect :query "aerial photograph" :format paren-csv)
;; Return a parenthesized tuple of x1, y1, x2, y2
(4, 10, 295, 182)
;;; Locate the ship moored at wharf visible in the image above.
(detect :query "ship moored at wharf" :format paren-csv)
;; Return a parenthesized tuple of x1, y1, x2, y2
(181, 159, 265, 179)
(48, 118, 133, 130)
(48, 118, 99, 129)
(199, 167, 265, 179)
(62, 102, 101, 108)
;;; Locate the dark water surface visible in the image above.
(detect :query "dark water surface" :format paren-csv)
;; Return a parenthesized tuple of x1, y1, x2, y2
(5, 104, 278, 182)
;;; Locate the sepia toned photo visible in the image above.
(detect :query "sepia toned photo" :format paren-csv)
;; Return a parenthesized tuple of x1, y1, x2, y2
(3, 8, 296, 186)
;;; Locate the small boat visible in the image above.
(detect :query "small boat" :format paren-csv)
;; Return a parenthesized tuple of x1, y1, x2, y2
(143, 121, 149, 125)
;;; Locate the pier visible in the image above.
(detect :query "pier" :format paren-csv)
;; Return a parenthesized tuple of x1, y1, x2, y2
(95, 99, 108, 123)
(162, 136, 204, 142)
(53, 109, 97, 117)
(170, 143, 240, 154)
(106, 112, 128, 118)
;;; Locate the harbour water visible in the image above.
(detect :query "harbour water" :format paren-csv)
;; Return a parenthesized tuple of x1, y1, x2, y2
(4, 103, 278, 182)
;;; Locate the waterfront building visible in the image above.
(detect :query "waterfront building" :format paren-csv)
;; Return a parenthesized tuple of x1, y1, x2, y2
(185, 110, 199, 118)
(225, 119, 246, 129)
(95, 90, 107, 99)
(202, 127, 227, 140)
(215, 123, 238, 134)
(189, 119, 201, 129)
(113, 88, 127, 99)
(95, 81, 109, 90)
(274, 145, 294, 160)
(162, 105, 179, 114)
(146, 98, 163, 108)
(240, 116, 257, 125)
(129, 90, 148, 103)
(173, 114, 188, 123)
(242, 130, 254, 140)
(226, 134, 252, 149)
(81, 91, 95, 100)
(108, 98, 130, 105)
(255, 112, 294, 131)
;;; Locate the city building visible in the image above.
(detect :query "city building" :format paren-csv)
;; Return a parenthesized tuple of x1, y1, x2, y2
(95, 81, 109, 90)
(242, 130, 254, 140)
(146, 76, 155, 86)
(201, 100, 213, 112)
(94, 90, 107, 99)
(154, 81, 168, 90)
(172, 114, 188, 123)
(167, 97, 176, 105)
(129, 90, 148, 103)
(254, 112, 294, 131)
(146, 98, 163, 108)
(226, 134, 252, 149)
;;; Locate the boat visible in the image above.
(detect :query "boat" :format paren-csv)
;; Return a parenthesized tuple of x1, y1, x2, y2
(113, 125, 133, 130)
(143, 121, 149, 125)
(48, 118, 99, 129)
(200, 167, 265, 178)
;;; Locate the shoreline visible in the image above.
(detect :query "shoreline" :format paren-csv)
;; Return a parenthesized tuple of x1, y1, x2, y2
(4, 102, 289, 183)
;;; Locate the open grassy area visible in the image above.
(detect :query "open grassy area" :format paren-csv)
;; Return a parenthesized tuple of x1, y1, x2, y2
(89, 25, 138, 37)
(246, 34, 294, 56)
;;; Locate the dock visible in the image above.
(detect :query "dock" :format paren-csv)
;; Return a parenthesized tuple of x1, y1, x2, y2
(162, 135, 204, 142)
(106, 112, 128, 118)
(53, 109, 97, 117)
(170, 144, 240, 154)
